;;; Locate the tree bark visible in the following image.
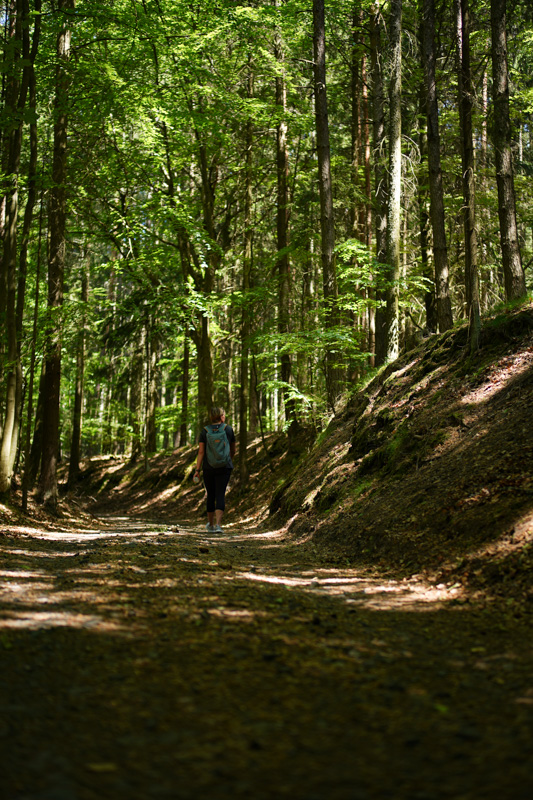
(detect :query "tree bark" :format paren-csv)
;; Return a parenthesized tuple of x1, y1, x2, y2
(274, 9, 297, 431)
(145, 322, 159, 455)
(418, 83, 437, 334)
(22, 176, 45, 510)
(385, 0, 402, 363)
(129, 328, 144, 464)
(179, 336, 190, 447)
(491, 0, 526, 300)
(0, 0, 36, 494)
(67, 265, 88, 487)
(40, 0, 74, 508)
(370, 5, 389, 366)
(421, 0, 453, 333)
(457, 0, 481, 352)
(239, 68, 254, 483)
(313, 0, 341, 409)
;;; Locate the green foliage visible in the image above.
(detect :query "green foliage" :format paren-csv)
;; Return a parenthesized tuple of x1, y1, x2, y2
(3, 0, 533, 477)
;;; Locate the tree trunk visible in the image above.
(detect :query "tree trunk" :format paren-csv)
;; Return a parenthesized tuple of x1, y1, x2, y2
(40, 0, 74, 509)
(274, 7, 298, 432)
(385, 0, 402, 363)
(239, 70, 254, 483)
(350, 12, 362, 242)
(0, 0, 30, 494)
(67, 265, 88, 487)
(457, 0, 481, 352)
(361, 52, 374, 365)
(195, 314, 214, 422)
(190, 133, 217, 420)
(145, 319, 159, 454)
(370, 5, 389, 366)
(22, 177, 45, 510)
(313, 0, 341, 409)
(421, 0, 453, 333)
(418, 84, 437, 334)
(491, 0, 526, 300)
(129, 328, 144, 464)
(179, 335, 190, 447)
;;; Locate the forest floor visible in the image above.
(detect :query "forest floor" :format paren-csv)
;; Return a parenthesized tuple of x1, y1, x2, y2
(1, 303, 533, 799)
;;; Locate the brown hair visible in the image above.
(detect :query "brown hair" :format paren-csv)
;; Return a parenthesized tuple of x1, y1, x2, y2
(210, 406, 225, 422)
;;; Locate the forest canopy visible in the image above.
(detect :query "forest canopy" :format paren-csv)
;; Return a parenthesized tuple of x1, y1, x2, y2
(0, 0, 532, 508)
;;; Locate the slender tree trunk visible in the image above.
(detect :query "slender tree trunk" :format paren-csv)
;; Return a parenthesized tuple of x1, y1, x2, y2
(418, 84, 437, 334)
(457, 0, 481, 351)
(361, 52, 375, 365)
(491, 0, 526, 300)
(145, 319, 159, 454)
(195, 314, 214, 421)
(313, 0, 340, 409)
(40, 0, 74, 508)
(0, 0, 24, 494)
(385, 0, 402, 362)
(22, 181, 45, 510)
(479, 68, 492, 309)
(67, 265, 88, 487)
(179, 336, 190, 447)
(421, 0, 453, 333)
(274, 8, 298, 432)
(350, 11, 362, 241)
(239, 70, 254, 483)
(129, 328, 144, 464)
(370, 5, 388, 366)
(14, 57, 39, 477)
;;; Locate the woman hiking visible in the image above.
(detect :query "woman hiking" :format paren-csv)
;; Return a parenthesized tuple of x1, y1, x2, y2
(194, 406, 236, 533)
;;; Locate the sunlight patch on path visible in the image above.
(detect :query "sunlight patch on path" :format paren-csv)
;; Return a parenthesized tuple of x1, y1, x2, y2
(228, 569, 464, 612)
(0, 610, 124, 633)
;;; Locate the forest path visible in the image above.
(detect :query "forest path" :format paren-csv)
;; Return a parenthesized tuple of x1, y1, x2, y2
(1, 516, 532, 800)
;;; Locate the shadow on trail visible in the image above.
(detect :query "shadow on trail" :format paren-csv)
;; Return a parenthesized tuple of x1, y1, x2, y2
(1, 518, 532, 800)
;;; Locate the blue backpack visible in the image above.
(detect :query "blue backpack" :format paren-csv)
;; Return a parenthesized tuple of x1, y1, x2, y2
(204, 423, 230, 468)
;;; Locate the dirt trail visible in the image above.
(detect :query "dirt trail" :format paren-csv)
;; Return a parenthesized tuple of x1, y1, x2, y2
(1, 516, 532, 799)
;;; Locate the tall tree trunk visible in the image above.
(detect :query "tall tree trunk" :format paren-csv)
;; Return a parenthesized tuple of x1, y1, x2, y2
(350, 11, 362, 242)
(274, 7, 297, 432)
(239, 70, 254, 483)
(491, 0, 526, 300)
(195, 314, 214, 421)
(457, 0, 481, 351)
(313, 0, 340, 409)
(189, 137, 217, 421)
(418, 84, 437, 334)
(370, 5, 389, 366)
(0, 0, 28, 494)
(14, 48, 39, 477)
(385, 0, 402, 362)
(479, 68, 492, 309)
(22, 179, 45, 510)
(145, 319, 159, 454)
(129, 328, 144, 464)
(421, 0, 453, 333)
(361, 52, 375, 365)
(40, 0, 74, 507)
(67, 265, 88, 487)
(179, 335, 190, 447)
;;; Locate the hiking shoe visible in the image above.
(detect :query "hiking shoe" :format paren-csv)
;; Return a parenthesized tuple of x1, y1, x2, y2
(206, 523, 215, 533)
(214, 524, 223, 533)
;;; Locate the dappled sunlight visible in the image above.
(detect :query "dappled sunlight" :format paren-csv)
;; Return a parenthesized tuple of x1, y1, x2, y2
(225, 558, 465, 612)
(0, 518, 471, 649)
(1, 610, 124, 633)
(461, 348, 533, 408)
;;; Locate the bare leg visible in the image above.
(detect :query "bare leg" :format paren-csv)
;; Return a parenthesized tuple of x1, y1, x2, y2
(207, 511, 215, 527)
(215, 509, 223, 527)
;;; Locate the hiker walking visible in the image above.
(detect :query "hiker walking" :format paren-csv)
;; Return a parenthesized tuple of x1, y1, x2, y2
(194, 406, 236, 533)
